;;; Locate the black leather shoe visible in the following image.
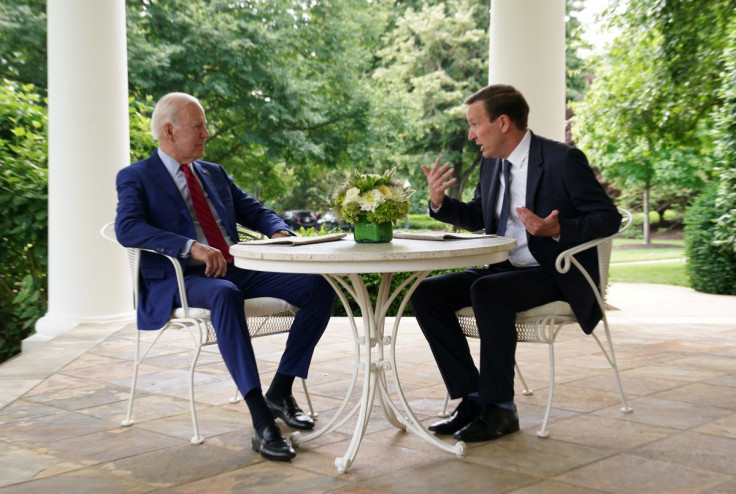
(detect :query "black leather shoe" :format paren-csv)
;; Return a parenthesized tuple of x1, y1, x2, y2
(251, 423, 296, 462)
(265, 394, 315, 430)
(428, 399, 480, 435)
(453, 404, 519, 442)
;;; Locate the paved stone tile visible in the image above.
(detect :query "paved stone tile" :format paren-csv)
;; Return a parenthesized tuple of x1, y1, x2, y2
(462, 430, 611, 478)
(555, 453, 731, 494)
(651, 382, 736, 410)
(364, 458, 538, 494)
(507, 480, 607, 493)
(42, 426, 184, 466)
(1, 282, 735, 492)
(593, 396, 733, 429)
(23, 380, 130, 411)
(633, 431, 736, 476)
(129, 404, 245, 443)
(0, 399, 63, 426)
(532, 414, 673, 450)
(168, 461, 351, 493)
(0, 411, 116, 447)
(0, 441, 82, 489)
(97, 442, 256, 488)
(693, 412, 736, 439)
(77, 393, 193, 424)
(0, 468, 156, 493)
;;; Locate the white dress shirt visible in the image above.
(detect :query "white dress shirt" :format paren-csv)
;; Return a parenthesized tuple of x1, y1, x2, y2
(497, 130, 538, 267)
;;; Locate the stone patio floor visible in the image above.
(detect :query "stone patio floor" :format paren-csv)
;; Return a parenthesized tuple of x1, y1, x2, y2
(1, 282, 735, 493)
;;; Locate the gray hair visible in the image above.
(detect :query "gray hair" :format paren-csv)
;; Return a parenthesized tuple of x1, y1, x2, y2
(150, 92, 204, 141)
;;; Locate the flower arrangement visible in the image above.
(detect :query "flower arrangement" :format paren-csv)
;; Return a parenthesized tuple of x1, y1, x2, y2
(332, 168, 415, 224)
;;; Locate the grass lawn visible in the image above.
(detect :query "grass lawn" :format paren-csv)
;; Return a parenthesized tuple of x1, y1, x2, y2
(609, 259, 689, 286)
(610, 238, 689, 286)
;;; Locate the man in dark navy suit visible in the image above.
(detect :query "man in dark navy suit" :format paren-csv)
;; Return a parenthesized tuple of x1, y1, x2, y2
(115, 92, 336, 461)
(411, 85, 621, 443)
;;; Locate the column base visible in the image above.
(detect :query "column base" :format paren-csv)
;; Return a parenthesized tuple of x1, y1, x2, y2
(23, 311, 134, 352)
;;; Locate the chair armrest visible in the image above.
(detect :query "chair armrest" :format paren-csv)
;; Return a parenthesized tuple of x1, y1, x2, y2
(555, 207, 630, 276)
(555, 235, 613, 275)
(554, 207, 631, 311)
(139, 248, 196, 316)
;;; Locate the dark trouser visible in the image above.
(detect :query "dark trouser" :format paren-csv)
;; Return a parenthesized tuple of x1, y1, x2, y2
(410, 262, 563, 405)
(181, 264, 336, 396)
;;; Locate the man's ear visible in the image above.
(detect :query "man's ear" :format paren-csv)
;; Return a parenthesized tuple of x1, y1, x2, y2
(163, 122, 174, 141)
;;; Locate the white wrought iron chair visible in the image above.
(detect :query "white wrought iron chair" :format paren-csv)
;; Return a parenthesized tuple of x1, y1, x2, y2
(444, 208, 633, 438)
(101, 222, 314, 445)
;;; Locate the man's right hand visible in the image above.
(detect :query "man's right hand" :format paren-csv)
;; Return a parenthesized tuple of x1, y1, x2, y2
(189, 241, 227, 278)
(421, 156, 457, 209)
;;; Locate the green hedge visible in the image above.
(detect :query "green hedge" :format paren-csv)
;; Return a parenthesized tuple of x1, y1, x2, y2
(0, 88, 155, 364)
(0, 80, 48, 363)
(684, 184, 736, 294)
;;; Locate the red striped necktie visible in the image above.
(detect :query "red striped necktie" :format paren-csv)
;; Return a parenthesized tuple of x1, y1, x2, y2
(180, 164, 233, 263)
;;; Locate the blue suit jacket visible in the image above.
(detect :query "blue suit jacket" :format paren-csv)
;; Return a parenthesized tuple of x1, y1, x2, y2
(115, 150, 289, 330)
(431, 133, 621, 333)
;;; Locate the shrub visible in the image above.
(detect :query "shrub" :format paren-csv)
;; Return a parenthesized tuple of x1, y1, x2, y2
(684, 184, 736, 294)
(0, 80, 48, 362)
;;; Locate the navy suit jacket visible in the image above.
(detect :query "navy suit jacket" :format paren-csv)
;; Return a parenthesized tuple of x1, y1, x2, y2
(115, 150, 289, 330)
(431, 133, 621, 333)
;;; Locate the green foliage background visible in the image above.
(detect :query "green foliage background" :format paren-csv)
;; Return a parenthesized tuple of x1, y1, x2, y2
(2, 0, 736, 363)
(685, 185, 736, 294)
(0, 81, 48, 362)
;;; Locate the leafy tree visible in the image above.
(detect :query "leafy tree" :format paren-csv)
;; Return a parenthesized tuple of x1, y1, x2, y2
(0, 80, 48, 362)
(572, 0, 733, 243)
(370, 0, 488, 203)
(128, 95, 156, 162)
(566, 0, 592, 104)
(126, 0, 383, 207)
(712, 14, 736, 251)
(0, 1, 47, 89)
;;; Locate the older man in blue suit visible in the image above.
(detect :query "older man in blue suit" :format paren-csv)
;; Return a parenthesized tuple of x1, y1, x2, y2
(412, 85, 621, 443)
(115, 92, 336, 462)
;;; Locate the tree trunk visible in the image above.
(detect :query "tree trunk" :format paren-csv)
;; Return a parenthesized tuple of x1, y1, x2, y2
(643, 188, 651, 245)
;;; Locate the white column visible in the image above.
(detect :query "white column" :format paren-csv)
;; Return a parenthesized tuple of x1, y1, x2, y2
(25, 0, 132, 350)
(488, 0, 566, 141)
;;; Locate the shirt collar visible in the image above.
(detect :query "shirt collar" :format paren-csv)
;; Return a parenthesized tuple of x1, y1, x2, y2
(158, 148, 189, 178)
(506, 129, 532, 169)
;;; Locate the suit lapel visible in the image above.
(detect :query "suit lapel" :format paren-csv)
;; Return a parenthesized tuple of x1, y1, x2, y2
(526, 133, 544, 212)
(148, 152, 190, 215)
(192, 161, 236, 241)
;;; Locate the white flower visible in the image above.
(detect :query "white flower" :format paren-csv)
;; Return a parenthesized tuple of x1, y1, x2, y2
(357, 189, 385, 212)
(344, 187, 360, 203)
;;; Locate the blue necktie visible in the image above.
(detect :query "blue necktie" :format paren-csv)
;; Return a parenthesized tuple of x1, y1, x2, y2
(497, 159, 511, 236)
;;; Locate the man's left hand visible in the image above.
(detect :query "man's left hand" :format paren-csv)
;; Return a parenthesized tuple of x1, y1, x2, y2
(517, 207, 561, 237)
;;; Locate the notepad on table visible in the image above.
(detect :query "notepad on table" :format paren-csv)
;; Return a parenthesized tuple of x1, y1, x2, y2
(240, 232, 348, 246)
(392, 231, 493, 241)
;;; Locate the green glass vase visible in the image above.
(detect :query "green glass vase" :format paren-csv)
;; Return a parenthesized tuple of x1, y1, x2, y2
(353, 217, 393, 243)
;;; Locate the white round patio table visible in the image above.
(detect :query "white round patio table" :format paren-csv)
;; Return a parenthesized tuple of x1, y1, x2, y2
(230, 234, 516, 473)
